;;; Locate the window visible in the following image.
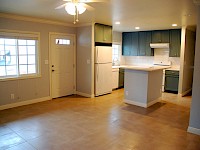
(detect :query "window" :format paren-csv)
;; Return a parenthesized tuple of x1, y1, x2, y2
(112, 44, 120, 65)
(56, 39, 70, 45)
(0, 30, 40, 80)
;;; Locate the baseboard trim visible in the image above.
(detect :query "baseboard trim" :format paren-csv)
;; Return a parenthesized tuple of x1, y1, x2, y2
(124, 98, 160, 108)
(180, 88, 192, 97)
(0, 96, 51, 110)
(76, 91, 94, 98)
(187, 126, 200, 135)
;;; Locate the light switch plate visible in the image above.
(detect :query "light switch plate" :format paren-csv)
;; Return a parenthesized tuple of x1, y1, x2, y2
(45, 60, 49, 64)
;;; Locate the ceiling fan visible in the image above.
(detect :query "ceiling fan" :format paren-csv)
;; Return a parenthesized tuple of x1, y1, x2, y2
(55, 0, 107, 24)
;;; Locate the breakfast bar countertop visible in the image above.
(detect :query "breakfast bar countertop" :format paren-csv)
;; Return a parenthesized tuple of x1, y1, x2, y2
(120, 65, 170, 72)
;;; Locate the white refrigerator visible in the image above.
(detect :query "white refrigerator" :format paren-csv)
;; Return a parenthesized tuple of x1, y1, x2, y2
(95, 46, 112, 96)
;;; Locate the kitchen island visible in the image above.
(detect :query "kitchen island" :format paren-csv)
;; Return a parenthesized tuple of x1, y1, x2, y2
(121, 65, 169, 108)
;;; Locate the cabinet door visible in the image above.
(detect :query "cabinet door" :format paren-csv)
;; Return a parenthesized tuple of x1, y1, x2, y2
(104, 25, 112, 43)
(145, 31, 153, 56)
(161, 30, 170, 43)
(119, 68, 124, 87)
(152, 30, 169, 43)
(95, 24, 104, 43)
(131, 32, 139, 56)
(164, 76, 179, 92)
(169, 29, 181, 57)
(112, 70, 119, 89)
(122, 32, 132, 56)
(152, 30, 162, 43)
(139, 32, 146, 56)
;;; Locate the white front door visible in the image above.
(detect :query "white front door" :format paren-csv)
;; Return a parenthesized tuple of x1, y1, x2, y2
(50, 33, 75, 98)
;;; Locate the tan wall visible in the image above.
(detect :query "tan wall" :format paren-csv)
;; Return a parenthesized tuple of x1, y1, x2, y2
(181, 29, 196, 95)
(189, 6, 200, 132)
(0, 17, 76, 106)
(76, 25, 93, 97)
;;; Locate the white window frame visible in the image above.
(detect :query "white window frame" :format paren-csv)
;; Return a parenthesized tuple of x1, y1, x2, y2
(0, 29, 41, 81)
(112, 43, 121, 66)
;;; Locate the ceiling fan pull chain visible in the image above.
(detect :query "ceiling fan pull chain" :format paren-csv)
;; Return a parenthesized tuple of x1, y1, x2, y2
(76, 8, 79, 22)
(73, 14, 76, 24)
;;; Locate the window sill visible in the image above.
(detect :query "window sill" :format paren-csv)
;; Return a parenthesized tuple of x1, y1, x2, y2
(0, 74, 41, 82)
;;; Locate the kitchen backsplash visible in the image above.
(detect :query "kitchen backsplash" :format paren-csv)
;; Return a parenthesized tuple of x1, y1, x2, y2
(121, 54, 180, 68)
(121, 56, 154, 66)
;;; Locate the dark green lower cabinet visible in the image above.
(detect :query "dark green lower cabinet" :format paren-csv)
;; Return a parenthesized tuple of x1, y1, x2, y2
(119, 68, 124, 88)
(164, 70, 179, 93)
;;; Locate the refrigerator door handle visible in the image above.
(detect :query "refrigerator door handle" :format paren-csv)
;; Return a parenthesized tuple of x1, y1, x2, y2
(97, 47, 99, 63)
(97, 64, 99, 81)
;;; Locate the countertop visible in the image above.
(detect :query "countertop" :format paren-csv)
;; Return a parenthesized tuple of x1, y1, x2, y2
(165, 67, 180, 71)
(112, 65, 180, 71)
(114, 65, 170, 72)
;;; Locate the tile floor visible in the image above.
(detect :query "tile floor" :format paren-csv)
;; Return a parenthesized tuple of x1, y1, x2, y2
(0, 89, 200, 150)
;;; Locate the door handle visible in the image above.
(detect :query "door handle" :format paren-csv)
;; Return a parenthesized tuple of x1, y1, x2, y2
(52, 70, 55, 72)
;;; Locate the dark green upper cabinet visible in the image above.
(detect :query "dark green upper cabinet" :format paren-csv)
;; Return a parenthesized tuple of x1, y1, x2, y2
(94, 23, 112, 44)
(122, 32, 138, 56)
(122, 29, 180, 57)
(131, 32, 139, 56)
(138, 32, 146, 56)
(152, 30, 169, 43)
(122, 32, 133, 56)
(139, 31, 153, 56)
(169, 29, 181, 57)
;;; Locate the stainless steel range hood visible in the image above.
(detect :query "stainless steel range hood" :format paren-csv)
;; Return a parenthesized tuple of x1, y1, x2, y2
(150, 43, 169, 49)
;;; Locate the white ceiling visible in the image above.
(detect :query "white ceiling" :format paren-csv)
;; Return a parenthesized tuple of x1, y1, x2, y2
(0, 0, 198, 32)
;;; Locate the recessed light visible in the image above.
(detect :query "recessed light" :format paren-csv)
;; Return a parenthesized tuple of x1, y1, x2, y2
(115, 22, 120, 25)
(172, 24, 177, 27)
(135, 27, 140, 30)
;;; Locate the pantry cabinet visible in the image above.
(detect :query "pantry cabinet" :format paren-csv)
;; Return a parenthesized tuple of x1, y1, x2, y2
(95, 23, 112, 45)
(169, 29, 181, 57)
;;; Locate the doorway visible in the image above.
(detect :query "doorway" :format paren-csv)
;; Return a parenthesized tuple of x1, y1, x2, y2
(49, 33, 76, 98)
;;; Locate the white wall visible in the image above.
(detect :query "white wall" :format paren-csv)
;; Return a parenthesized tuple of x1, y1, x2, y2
(188, 6, 200, 135)
(0, 16, 76, 107)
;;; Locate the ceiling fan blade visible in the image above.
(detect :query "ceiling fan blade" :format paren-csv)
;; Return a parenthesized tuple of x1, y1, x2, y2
(79, 0, 107, 3)
(83, 3, 95, 11)
(55, 3, 67, 9)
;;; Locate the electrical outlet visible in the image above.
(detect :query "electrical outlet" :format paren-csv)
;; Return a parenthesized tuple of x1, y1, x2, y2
(11, 94, 15, 100)
(125, 91, 128, 96)
(87, 59, 90, 64)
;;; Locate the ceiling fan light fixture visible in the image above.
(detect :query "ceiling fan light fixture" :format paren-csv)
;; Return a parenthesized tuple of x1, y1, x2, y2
(65, 3, 76, 15)
(77, 3, 86, 14)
